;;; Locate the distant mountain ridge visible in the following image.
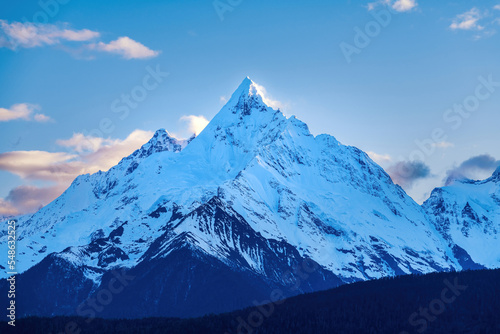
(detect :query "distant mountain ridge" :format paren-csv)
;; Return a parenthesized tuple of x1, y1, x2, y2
(423, 167, 500, 270)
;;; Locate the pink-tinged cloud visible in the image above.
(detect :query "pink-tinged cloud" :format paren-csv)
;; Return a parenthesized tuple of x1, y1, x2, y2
(0, 130, 153, 182)
(0, 185, 67, 217)
(0, 103, 51, 122)
(0, 129, 153, 216)
(387, 160, 431, 189)
(0, 20, 100, 49)
(89, 36, 159, 59)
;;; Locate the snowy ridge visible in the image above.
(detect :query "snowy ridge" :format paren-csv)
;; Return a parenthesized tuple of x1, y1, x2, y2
(0, 77, 496, 318)
(423, 166, 500, 269)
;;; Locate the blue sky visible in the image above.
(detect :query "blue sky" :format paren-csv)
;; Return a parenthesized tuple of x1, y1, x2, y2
(1, 0, 500, 215)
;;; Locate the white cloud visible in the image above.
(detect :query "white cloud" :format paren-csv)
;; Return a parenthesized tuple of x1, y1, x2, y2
(220, 96, 228, 104)
(251, 82, 284, 110)
(366, 0, 417, 12)
(367, 151, 392, 165)
(494, 5, 500, 10)
(0, 103, 52, 122)
(450, 8, 485, 31)
(0, 20, 160, 60)
(57, 133, 117, 153)
(367, 2, 378, 11)
(89, 36, 159, 59)
(0, 103, 33, 121)
(180, 115, 209, 136)
(82, 129, 154, 170)
(0, 20, 99, 49)
(392, 0, 417, 12)
(367, 0, 390, 11)
(33, 113, 53, 122)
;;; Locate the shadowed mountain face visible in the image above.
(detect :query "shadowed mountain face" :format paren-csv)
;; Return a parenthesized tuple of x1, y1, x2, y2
(3, 269, 499, 334)
(0, 78, 496, 318)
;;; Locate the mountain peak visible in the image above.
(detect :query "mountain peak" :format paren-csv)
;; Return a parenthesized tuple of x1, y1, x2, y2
(491, 166, 500, 181)
(232, 76, 254, 97)
(116, 129, 188, 173)
(14, 77, 500, 320)
(143, 129, 182, 151)
(223, 77, 276, 114)
(151, 128, 170, 140)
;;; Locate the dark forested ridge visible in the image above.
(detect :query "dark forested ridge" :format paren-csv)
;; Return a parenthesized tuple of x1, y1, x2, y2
(2, 269, 499, 334)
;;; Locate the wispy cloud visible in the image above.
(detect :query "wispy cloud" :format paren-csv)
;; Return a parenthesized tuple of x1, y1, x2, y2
(0, 185, 67, 217)
(392, 0, 417, 12)
(0, 20, 159, 60)
(0, 103, 52, 122)
(367, 151, 392, 165)
(76, 129, 154, 171)
(387, 160, 431, 189)
(57, 133, 120, 153)
(88, 36, 160, 59)
(0, 151, 80, 182)
(0, 129, 153, 182)
(366, 2, 379, 11)
(431, 141, 454, 149)
(448, 7, 500, 39)
(367, 0, 418, 13)
(251, 82, 284, 110)
(0, 20, 99, 49)
(444, 154, 500, 185)
(450, 8, 484, 31)
(33, 113, 53, 122)
(0, 129, 153, 215)
(0, 198, 20, 217)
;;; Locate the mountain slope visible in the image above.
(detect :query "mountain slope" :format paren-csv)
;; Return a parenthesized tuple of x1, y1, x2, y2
(0, 77, 487, 318)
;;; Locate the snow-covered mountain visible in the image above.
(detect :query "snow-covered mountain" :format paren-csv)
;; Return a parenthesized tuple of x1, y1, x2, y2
(423, 168, 500, 269)
(0, 77, 495, 318)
